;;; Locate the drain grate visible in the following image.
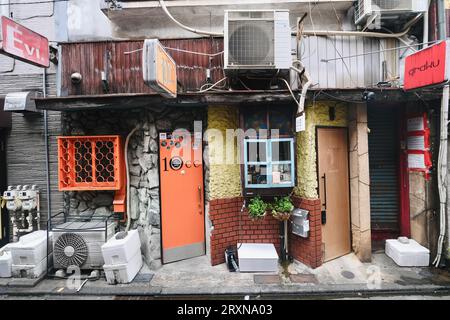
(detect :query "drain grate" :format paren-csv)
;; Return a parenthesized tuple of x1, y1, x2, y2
(254, 275, 281, 285)
(132, 273, 154, 283)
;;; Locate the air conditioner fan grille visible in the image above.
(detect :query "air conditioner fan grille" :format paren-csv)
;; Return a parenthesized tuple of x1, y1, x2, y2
(54, 233, 88, 268)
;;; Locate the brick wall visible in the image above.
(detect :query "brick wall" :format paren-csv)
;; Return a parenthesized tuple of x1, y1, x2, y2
(209, 197, 280, 266)
(290, 197, 323, 268)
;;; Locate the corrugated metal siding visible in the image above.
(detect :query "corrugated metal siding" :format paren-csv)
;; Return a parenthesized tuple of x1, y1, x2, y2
(300, 36, 398, 89)
(368, 106, 399, 230)
(3, 73, 63, 230)
(60, 38, 224, 96)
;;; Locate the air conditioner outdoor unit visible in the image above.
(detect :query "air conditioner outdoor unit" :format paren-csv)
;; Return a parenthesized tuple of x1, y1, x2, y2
(355, 0, 428, 26)
(224, 10, 291, 72)
(52, 221, 115, 270)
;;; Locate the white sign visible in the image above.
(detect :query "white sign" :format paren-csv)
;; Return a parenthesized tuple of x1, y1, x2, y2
(407, 136, 426, 151)
(295, 114, 305, 132)
(407, 117, 424, 132)
(408, 154, 426, 169)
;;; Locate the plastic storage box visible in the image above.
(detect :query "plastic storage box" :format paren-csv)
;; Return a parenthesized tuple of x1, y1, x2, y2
(0, 250, 12, 278)
(237, 243, 279, 272)
(385, 238, 430, 267)
(9, 230, 51, 265)
(103, 249, 142, 284)
(101, 230, 141, 265)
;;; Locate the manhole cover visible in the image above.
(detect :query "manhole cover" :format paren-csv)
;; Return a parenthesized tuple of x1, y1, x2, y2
(289, 274, 318, 284)
(254, 275, 281, 285)
(341, 270, 355, 279)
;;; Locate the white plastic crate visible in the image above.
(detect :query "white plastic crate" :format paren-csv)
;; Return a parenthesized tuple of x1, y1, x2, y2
(0, 250, 12, 278)
(103, 250, 142, 284)
(9, 231, 51, 266)
(101, 230, 141, 265)
(11, 255, 50, 279)
(237, 243, 279, 273)
(385, 238, 430, 267)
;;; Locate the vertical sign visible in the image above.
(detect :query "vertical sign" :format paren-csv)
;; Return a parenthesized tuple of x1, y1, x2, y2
(0, 16, 49, 68)
(406, 113, 431, 177)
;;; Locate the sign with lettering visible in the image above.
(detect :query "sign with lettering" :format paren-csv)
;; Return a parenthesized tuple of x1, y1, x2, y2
(0, 16, 49, 68)
(143, 39, 177, 98)
(404, 40, 450, 90)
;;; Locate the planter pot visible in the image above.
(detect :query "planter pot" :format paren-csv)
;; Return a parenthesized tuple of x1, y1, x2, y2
(272, 211, 292, 221)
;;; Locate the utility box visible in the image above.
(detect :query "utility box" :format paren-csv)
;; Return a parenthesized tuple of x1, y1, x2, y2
(385, 238, 430, 267)
(291, 208, 309, 238)
(3, 91, 41, 113)
(237, 243, 278, 273)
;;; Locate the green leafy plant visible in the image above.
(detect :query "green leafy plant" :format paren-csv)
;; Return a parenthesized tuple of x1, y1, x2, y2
(247, 196, 268, 220)
(270, 196, 294, 221)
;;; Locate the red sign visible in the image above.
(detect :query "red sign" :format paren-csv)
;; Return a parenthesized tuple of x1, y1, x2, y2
(404, 40, 450, 90)
(0, 16, 49, 68)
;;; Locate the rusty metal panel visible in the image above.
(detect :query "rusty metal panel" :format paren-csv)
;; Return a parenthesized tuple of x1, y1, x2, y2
(60, 38, 224, 96)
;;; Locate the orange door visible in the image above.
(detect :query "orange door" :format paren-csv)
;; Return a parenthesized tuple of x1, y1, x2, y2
(159, 133, 205, 263)
(317, 128, 351, 262)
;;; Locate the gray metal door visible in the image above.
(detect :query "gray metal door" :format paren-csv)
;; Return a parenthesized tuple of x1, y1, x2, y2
(368, 106, 400, 231)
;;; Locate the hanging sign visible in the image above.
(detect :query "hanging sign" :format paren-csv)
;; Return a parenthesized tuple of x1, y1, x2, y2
(0, 16, 49, 68)
(404, 40, 450, 90)
(142, 39, 177, 98)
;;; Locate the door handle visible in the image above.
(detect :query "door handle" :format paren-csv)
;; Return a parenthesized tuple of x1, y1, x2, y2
(321, 173, 327, 225)
(198, 186, 203, 214)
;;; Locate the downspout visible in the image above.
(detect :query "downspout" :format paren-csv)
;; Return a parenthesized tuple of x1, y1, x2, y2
(43, 68, 51, 226)
(423, 0, 431, 48)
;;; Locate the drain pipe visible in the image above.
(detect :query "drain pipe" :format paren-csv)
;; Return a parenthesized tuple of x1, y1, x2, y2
(125, 126, 139, 232)
(43, 68, 51, 226)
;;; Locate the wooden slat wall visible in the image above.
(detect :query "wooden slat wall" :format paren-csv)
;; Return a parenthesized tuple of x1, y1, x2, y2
(60, 38, 224, 96)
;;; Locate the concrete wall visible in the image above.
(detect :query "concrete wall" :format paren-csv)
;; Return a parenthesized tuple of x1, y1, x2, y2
(294, 101, 348, 199)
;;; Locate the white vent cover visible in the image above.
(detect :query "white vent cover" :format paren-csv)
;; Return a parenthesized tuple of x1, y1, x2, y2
(355, 0, 428, 26)
(224, 10, 291, 70)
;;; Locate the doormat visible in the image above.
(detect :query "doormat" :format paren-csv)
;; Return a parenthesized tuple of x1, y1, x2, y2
(132, 273, 154, 283)
(254, 275, 281, 285)
(289, 274, 318, 284)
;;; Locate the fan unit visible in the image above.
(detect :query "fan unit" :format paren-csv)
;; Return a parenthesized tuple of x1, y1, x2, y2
(52, 221, 115, 270)
(355, 0, 428, 26)
(224, 10, 291, 71)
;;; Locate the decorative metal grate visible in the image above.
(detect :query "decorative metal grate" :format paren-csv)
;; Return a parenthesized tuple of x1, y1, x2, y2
(58, 135, 124, 191)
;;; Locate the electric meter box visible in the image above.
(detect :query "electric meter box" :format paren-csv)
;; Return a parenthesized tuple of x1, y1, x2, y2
(291, 208, 309, 238)
(3, 91, 41, 113)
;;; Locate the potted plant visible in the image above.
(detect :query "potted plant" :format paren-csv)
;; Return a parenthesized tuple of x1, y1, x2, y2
(270, 196, 294, 221)
(247, 196, 268, 220)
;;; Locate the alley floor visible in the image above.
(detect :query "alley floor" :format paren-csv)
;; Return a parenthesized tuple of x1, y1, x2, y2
(1, 253, 450, 299)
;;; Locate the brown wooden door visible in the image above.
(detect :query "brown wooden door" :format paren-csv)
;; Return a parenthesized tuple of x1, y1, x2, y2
(317, 128, 351, 262)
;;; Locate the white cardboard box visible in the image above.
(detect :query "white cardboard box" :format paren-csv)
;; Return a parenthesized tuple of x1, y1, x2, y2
(11, 255, 51, 279)
(385, 239, 430, 267)
(103, 249, 143, 284)
(9, 231, 51, 266)
(237, 243, 279, 273)
(101, 230, 141, 265)
(0, 251, 12, 278)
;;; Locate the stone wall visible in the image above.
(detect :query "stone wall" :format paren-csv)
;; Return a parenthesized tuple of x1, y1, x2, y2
(62, 105, 206, 269)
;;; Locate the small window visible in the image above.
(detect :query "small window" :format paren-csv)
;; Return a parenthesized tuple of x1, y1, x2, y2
(244, 138, 295, 188)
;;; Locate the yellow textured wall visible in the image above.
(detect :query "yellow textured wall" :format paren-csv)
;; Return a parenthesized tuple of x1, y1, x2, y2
(295, 101, 348, 199)
(207, 106, 242, 200)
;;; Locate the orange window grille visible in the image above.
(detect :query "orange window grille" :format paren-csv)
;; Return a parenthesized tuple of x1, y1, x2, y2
(58, 136, 125, 191)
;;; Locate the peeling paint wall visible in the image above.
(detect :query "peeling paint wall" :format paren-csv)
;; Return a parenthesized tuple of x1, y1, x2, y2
(295, 101, 348, 199)
(206, 106, 242, 200)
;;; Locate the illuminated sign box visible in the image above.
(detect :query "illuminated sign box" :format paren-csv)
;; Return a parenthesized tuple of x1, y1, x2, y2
(142, 39, 177, 98)
(0, 16, 49, 68)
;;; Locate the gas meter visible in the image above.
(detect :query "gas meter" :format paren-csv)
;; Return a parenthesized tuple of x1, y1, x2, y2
(3, 185, 22, 211)
(19, 185, 39, 211)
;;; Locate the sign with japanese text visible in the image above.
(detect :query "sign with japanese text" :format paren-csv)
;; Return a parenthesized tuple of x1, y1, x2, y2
(143, 39, 177, 98)
(0, 16, 49, 68)
(406, 113, 431, 177)
(404, 40, 450, 90)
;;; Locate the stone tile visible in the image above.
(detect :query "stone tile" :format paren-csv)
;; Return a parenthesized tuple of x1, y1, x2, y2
(358, 152, 370, 186)
(349, 150, 359, 179)
(358, 183, 371, 231)
(289, 274, 319, 284)
(254, 275, 282, 285)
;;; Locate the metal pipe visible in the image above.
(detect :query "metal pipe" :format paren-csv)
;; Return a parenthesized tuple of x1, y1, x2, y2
(43, 68, 51, 226)
(423, 0, 431, 48)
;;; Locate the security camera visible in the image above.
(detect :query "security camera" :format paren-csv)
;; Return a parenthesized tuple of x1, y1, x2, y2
(363, 91, 375, 101)
(71, 72, 82, 84)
